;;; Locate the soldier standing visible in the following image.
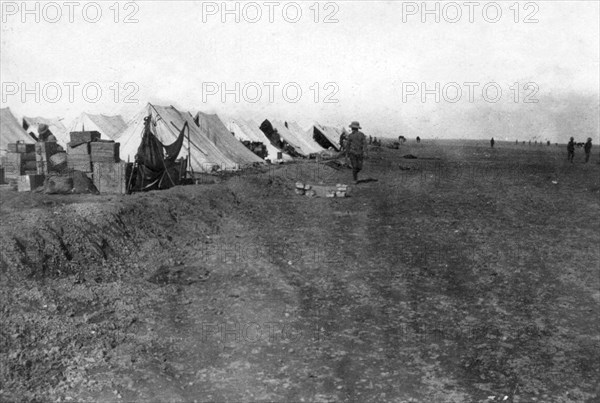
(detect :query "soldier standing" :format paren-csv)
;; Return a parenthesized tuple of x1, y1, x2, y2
(584, 138, 592, 163)
(346, 121, 367, 184)
(567, 137, 575, 163)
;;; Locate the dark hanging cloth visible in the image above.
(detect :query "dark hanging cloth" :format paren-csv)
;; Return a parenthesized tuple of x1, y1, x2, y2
(131, 115, 187, 192)
(136, 116, 165, 171)
(164, 121, 187, 163)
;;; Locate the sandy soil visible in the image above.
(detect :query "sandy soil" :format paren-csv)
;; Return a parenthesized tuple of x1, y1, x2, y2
(1, 141, 599, 402)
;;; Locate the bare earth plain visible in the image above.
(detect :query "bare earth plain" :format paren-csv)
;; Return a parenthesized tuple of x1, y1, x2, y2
(1, 140, 599, 403)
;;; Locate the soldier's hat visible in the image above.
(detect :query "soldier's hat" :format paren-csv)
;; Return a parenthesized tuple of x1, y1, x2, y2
(38, 123, 49, 133)
(349, 121, 361, 129)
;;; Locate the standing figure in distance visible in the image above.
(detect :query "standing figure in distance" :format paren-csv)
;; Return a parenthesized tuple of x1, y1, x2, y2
(339, 130, 349, 165)
(490, 138, 495, 148)
(567, 137, 575, 163)
(584, 137, 592, 163)
(346, 121, 367, 184)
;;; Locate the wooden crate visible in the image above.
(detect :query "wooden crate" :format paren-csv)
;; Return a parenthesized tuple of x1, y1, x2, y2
(70, 131, 101, 145)
(23, 160, 37, 171)
(17, 174, 45, 192)
(90, 142, 120, 162)
(8, 143, 35, 153)
(17, 143, 36, 153)
(67, 143, 91, 155)
(3, 153, 23, 179)
(67, 154, 92, 173)
(93, 161, 131, 194)
(22, 152, 36, 162)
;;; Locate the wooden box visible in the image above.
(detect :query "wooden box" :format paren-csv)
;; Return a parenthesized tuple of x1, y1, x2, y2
(17, 174, 45, 192)
(69, 131, 101, 145)
(22, 152, 36, 162)
(17, 143, 36, 153)
(90, 142, 120, 162)
(67, 154, 92, 173)
(93, 161, 131, 194)
(7, 142, 35, 153)
(3, 153, 23, 179)
(67, 143, 90, 155)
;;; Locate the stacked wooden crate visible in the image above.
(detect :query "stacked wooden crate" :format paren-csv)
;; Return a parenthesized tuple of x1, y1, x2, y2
(90, 141, 120, 163)
(2, 142, 36, 180)
(67, 131, 100, 173)
(67, 131, 126, 193)
(93, 161, 132, 194)
(17, 174, 45, 192)
(67, 142, 92, 172)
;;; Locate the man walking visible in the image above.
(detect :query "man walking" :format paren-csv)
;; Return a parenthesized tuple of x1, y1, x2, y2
(346, 121, 367, 184)
(567, 137, 575, 163)
(584, 138, 592, 163)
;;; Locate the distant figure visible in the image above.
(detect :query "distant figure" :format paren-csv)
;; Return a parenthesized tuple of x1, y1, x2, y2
(416, 136, 421, 143)
(369, 135, 373, 145)
(567, 137, 575, 163)
(398, 136, 406, 143)
(490, 138, 495, 148)
(339, 130, 349, 165)
(529, 140, 531, 146)
(515, 139, 518, 145)
(584, 138, 592, 163)
(346, 121, 367, 184)
(547, 140, 550, 146)
(339, 130, 348, 150)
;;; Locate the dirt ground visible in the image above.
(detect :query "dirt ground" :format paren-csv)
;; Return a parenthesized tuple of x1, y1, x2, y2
(1, 140, 599, 403)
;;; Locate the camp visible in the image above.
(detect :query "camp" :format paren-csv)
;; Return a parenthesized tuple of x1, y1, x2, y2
(22, 116, 70, 147)
(69, 113, 128, 141)
(119, 103, 258, 173)
(0, 108, 36, 156)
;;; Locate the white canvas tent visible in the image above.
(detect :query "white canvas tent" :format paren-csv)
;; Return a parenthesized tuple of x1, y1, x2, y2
(69, 113, 127, 140)
(0, 108, 36, 156)
(22, 116, 70, 147)
(309, 123, 342, 151)
(287, 121, 328, 152)
(272, 120, 324, 156)
(193, 111, 264, 167)
(119, 104, 250, 172)
(221, 117, 292, 162)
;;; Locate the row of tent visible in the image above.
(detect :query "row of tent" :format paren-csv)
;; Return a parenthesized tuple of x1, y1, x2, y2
(1, 105, 346, 173)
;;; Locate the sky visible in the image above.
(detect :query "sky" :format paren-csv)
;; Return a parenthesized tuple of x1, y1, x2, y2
(1, 0, 599, 140)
